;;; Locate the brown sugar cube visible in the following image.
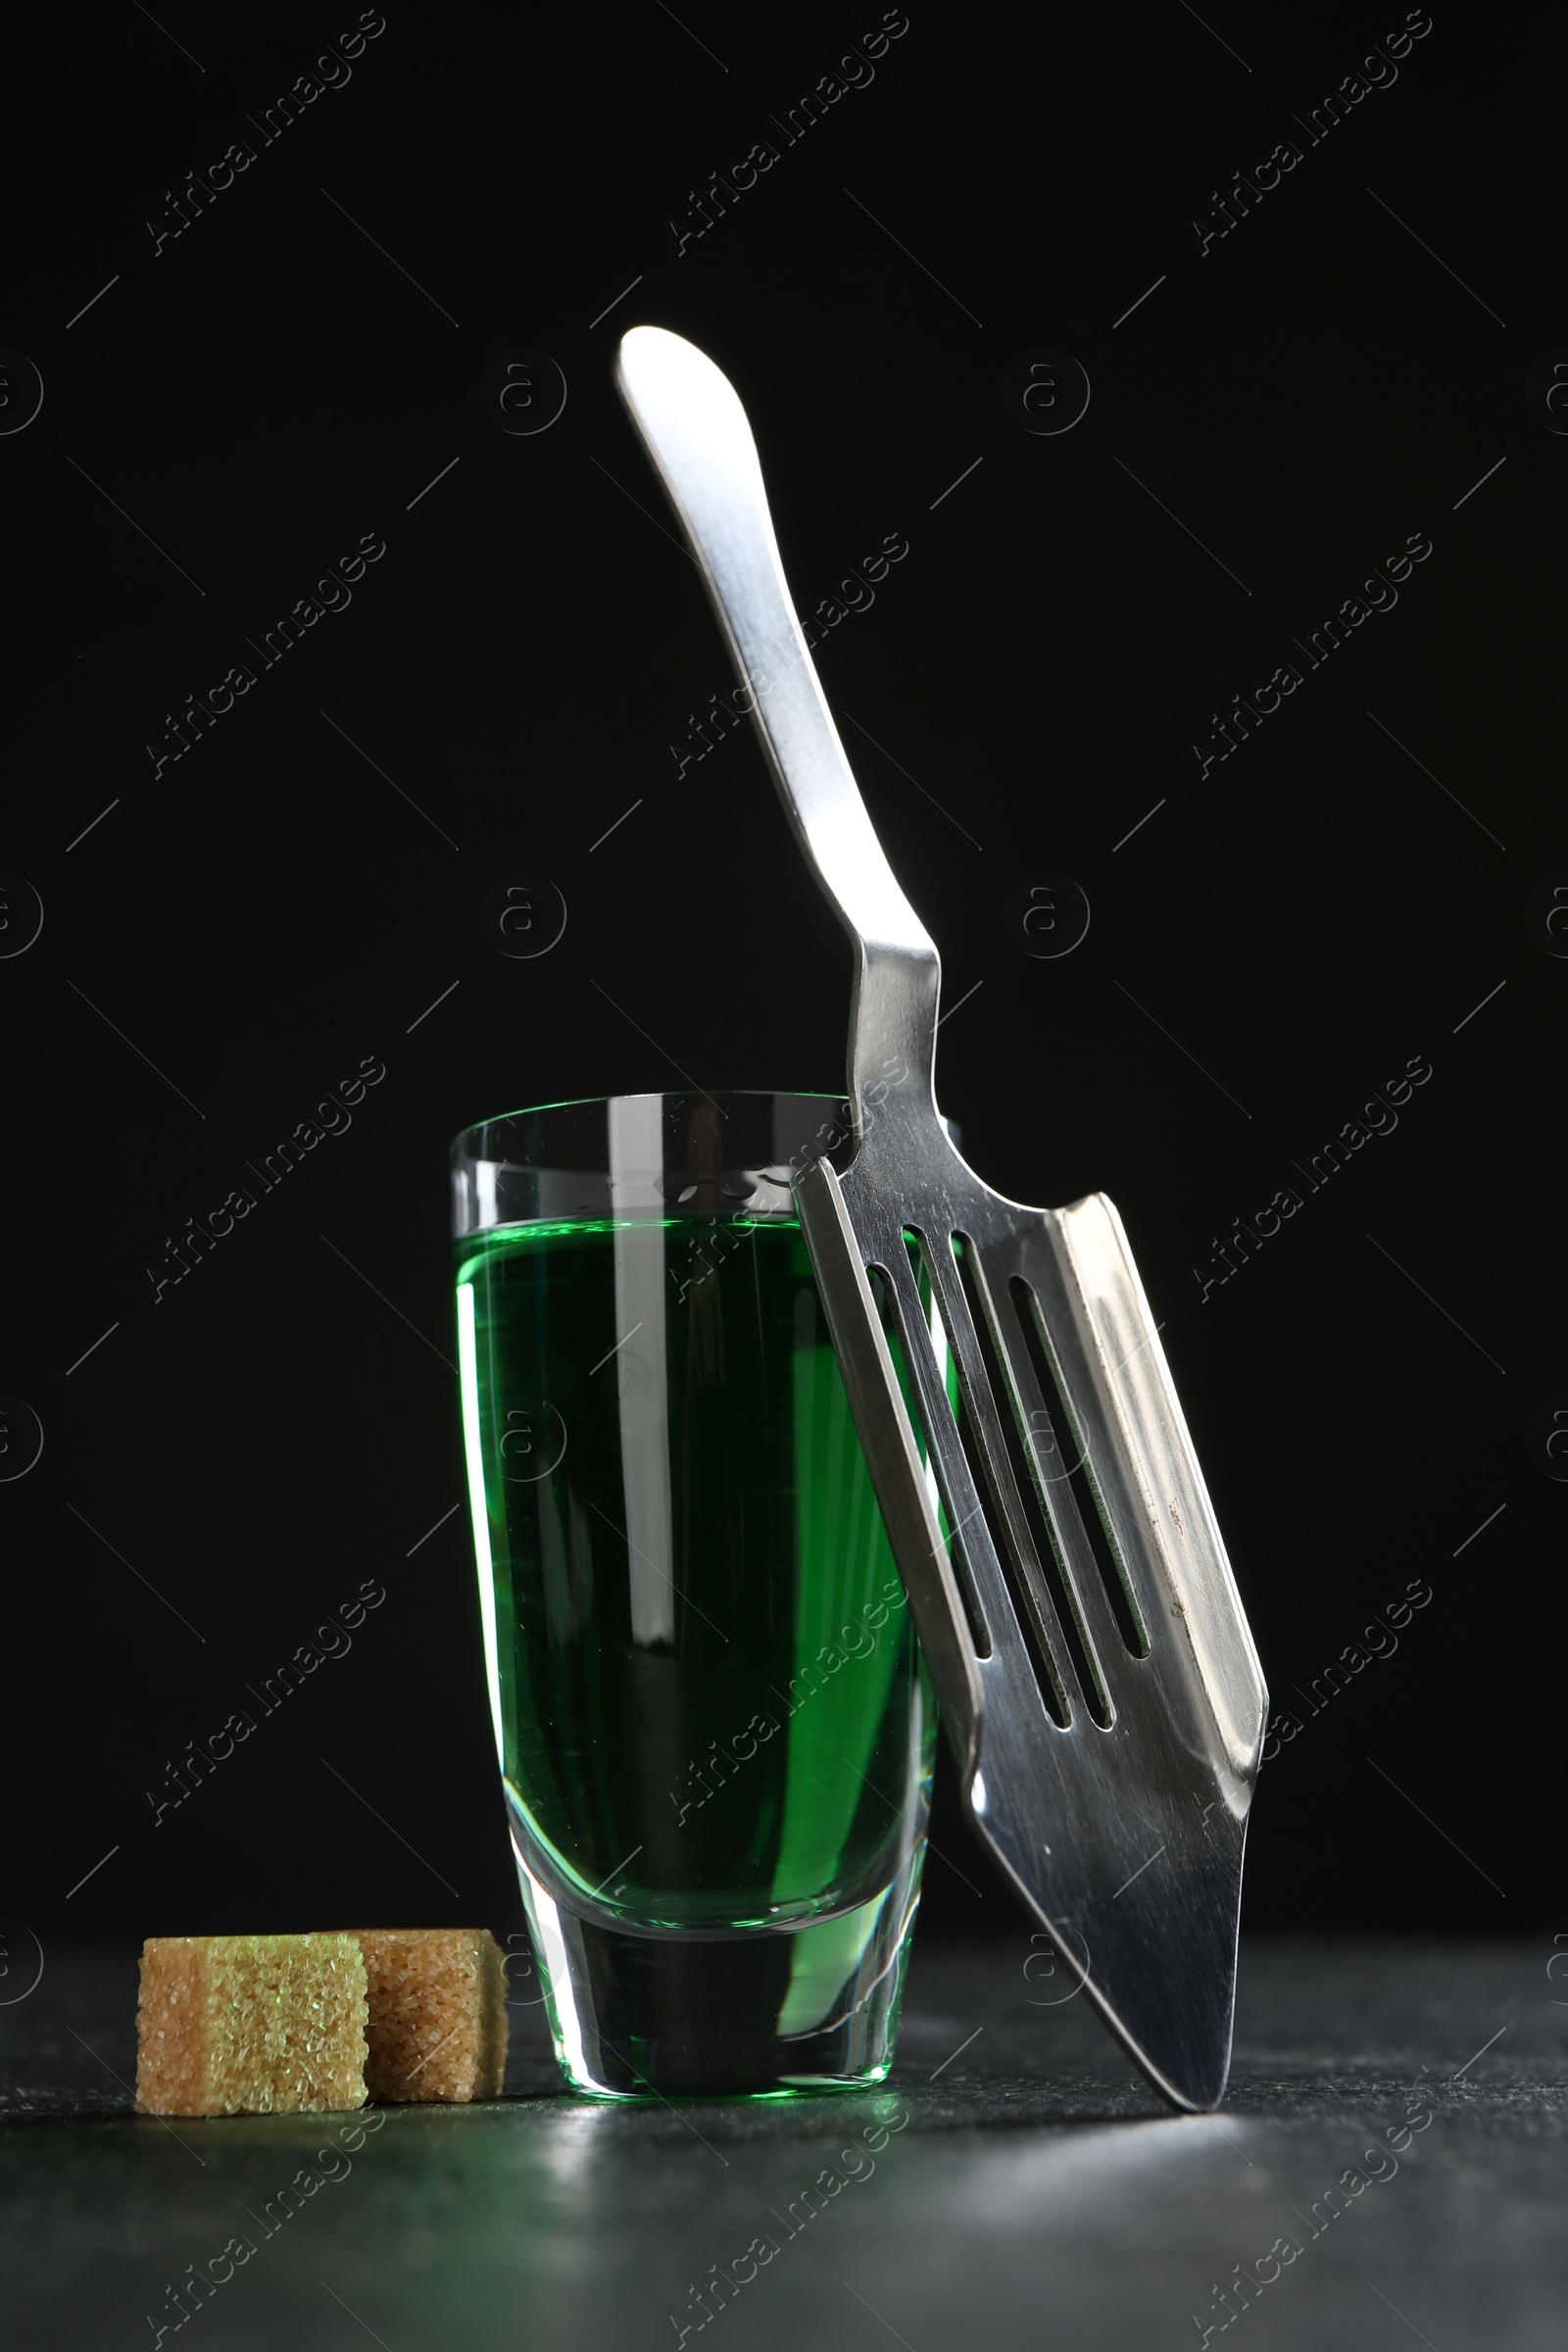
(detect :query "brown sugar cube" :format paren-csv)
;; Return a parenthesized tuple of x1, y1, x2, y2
(350, 1929, 509, 2103)
(136, 1934, 368, 2117)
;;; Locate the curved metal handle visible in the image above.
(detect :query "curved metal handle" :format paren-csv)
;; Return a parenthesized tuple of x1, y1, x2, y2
(615, 324, 940, 1116)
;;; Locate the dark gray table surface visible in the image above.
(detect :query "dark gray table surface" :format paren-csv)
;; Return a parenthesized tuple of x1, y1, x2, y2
(2, 1936, 1562, 2349)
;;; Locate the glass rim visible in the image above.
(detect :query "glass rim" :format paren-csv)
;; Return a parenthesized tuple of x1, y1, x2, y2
(450, 1088, 856, 1240)
(449, 1085, 844, 1157)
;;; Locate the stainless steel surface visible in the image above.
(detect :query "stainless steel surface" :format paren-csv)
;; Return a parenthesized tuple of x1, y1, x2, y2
(615, 323, 1268, 2113)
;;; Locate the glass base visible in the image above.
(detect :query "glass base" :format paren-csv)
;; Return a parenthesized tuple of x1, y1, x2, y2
(514, 1840, 926, 2098)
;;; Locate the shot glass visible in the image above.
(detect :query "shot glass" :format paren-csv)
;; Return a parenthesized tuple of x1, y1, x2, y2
(452, 1090, 937, 2097)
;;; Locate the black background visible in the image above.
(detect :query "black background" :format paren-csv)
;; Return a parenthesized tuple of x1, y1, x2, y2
(2, 2, 1561, 1961)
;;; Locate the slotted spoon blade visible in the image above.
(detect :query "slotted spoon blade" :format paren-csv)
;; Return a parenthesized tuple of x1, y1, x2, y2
(615, 323, 1267, 2112)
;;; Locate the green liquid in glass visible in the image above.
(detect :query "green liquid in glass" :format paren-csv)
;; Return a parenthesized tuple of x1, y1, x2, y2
(456, 1217, 936, 1943)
